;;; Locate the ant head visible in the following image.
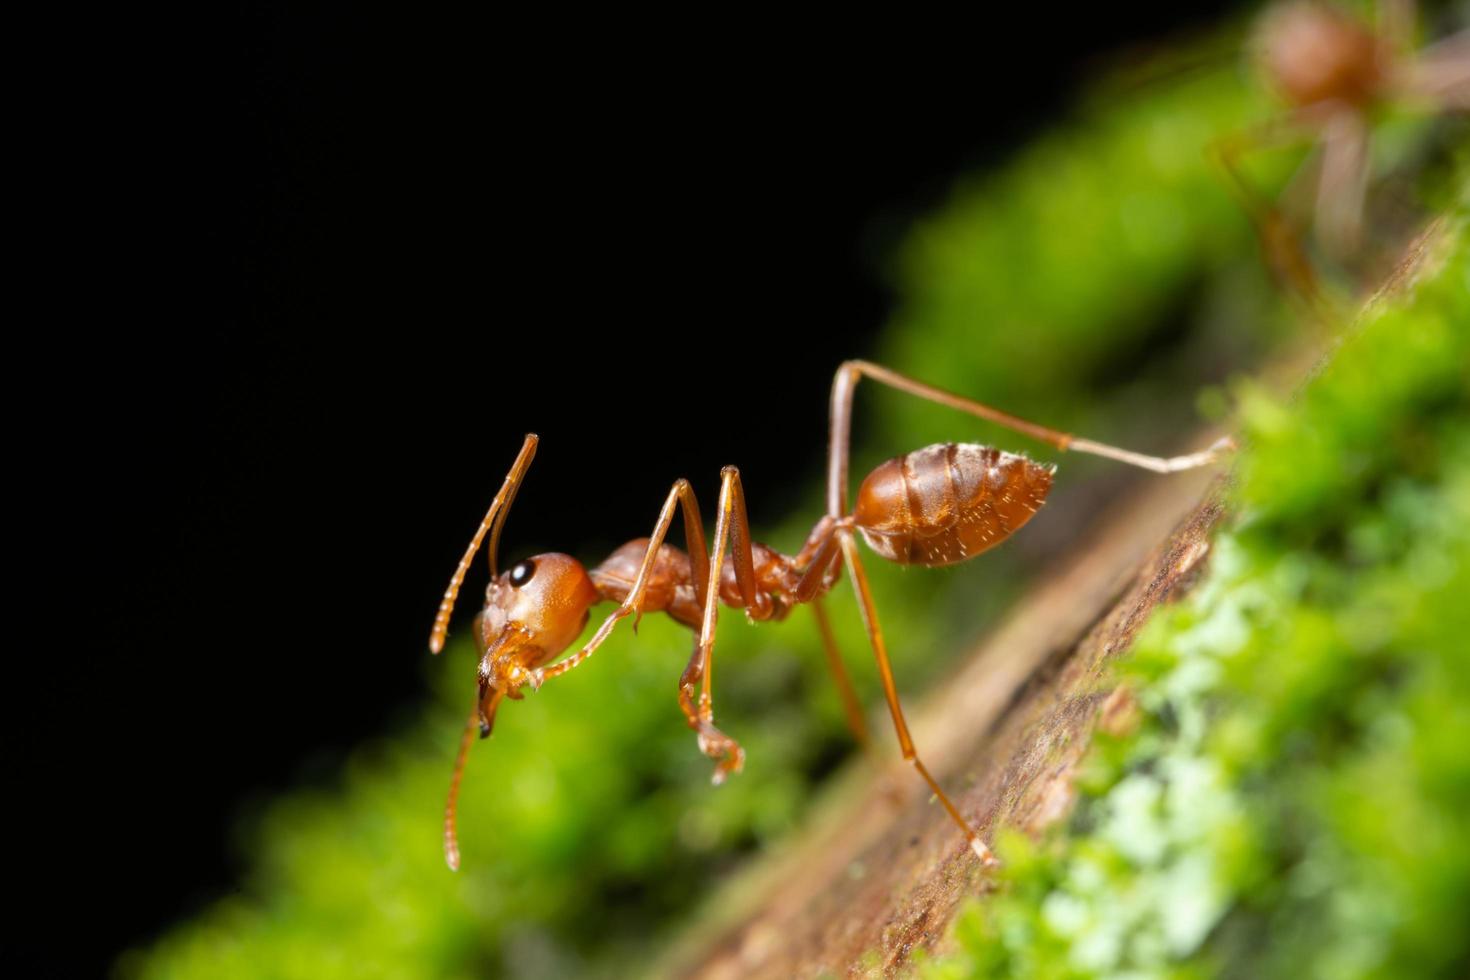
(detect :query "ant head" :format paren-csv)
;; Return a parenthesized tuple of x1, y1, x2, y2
(473, 552, 598, 734)
(428, 436, 601, 737)
(1258, 1, 1383, 109)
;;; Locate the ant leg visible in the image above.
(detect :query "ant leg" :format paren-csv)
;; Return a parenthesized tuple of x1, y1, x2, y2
(793, 514, 842, 602)
(1375, 2, 1470, 112)
(792, 518, 898, 780)
(1210, 115, 1338, 320)
(677, 466, 757, 783)
(1399, 30, 1470, 109)
(837, 530, 997, 864)
(810, 595, 908, 806)
(539, 478, 710, 681)
(826, 360, 1234, 515)
(1315, 110, 1371, 259)
(809, 596, 873, 754)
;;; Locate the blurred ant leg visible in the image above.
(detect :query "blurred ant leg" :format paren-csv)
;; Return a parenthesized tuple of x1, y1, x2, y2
(1402, 31, 1470, 109)
(1315, 110, 1371, 259)
(825, 360, 1234, 515)
(539, 478, 710, 682)
(836, 531, 997, 864)
(677, 466, 756, 784)
(810, 594, 907, 805)
(429, 433, 539, 654)
(442, 706, 480, 871)
(792, 518, 888, 765)
(793, 519, 892, 767)
(809, 596, 873, 754)
(1210, 117, 1337, 322)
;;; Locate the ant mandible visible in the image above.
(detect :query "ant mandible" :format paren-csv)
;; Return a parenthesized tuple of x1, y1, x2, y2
(428, 361, 1233, 870)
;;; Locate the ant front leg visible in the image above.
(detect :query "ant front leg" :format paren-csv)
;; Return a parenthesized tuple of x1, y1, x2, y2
(538, 478, 711, 682)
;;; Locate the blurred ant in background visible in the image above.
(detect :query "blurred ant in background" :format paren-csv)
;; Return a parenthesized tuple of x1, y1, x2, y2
(1215, 0, 1467, 311)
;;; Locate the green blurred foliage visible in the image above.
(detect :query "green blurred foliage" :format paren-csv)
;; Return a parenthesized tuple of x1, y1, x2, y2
(124, 24, 1463, 980)
(922, 222, 1470, 979)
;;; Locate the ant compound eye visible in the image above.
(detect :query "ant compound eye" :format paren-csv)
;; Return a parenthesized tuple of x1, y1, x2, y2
(509, 560, 536, 588)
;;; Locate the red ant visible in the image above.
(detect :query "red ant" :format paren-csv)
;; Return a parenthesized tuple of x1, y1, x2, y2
(428, 361, 1233, 870)
(1216, 0, 1468, 307)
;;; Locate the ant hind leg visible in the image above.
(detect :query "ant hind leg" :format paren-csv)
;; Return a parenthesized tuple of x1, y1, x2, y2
(827, 360, 1235, 507)
(837, 532, 997, 864)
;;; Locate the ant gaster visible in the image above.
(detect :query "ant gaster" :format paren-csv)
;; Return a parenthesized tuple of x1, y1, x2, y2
(429, 361, 1233, 870)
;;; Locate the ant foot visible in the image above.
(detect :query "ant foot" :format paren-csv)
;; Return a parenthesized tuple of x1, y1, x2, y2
(697, 725, 745, 785)
(970, 836, 1000, 867)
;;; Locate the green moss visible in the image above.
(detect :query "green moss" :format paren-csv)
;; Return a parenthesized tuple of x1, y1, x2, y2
(923, 223, 1469, 979)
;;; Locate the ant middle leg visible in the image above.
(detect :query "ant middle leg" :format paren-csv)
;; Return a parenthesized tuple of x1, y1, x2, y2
(676, 466, 765, 783)
(680, 468, 901, 783)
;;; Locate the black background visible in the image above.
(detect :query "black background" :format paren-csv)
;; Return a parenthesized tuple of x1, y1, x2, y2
(18, 3, 1241, 973)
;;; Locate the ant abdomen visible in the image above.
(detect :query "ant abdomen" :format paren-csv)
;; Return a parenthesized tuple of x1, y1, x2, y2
(852, 443, 1055, 567)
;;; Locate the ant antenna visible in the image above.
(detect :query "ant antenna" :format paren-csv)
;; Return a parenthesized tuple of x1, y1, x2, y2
(428, 433, 538, 654)
(443, 707, 478, 871)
